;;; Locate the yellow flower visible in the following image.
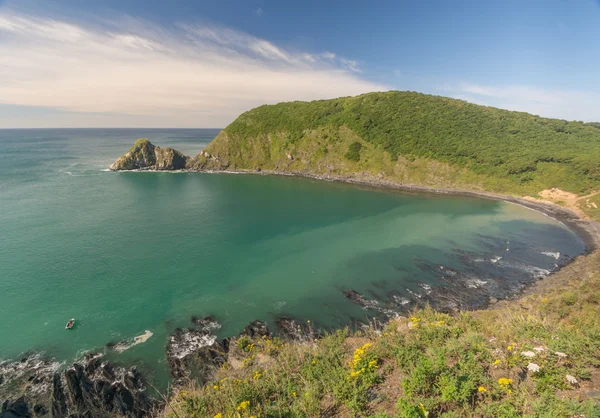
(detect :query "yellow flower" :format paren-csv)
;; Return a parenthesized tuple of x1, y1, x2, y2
(507, 389, 512, 395)
(253, 371, 262, 380)
(498, 378, 513, 386)
(237, 400, 250, 411)
(410, 317, 420, 322)
(214, 414, 222, 418)
(507, 345, 513, 351)
(312, 359, 317, 365)
(494, 359, 501, 365)
(478, 386, 487, 393)
(292, 391, 297, 397)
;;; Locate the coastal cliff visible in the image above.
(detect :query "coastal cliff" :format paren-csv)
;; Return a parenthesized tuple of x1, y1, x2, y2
(110, 91, 600, 222)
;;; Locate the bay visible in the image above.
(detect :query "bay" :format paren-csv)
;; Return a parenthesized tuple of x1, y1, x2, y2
(0, 129, 585, 384)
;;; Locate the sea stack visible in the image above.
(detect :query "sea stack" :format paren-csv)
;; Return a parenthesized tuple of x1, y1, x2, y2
(109, 138, 189, 171)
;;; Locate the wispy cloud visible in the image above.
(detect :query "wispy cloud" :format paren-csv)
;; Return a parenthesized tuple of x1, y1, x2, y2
(256, 7, 263, 17)
(0, 10, 385, 127)
(444, 83, 599, 122)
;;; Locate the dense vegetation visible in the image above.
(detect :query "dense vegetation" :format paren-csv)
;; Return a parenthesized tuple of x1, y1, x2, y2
(201, 91, 600, 195)
(165, 252, 600, 418)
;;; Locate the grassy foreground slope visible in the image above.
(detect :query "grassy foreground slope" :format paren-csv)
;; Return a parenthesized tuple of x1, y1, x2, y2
(196, 91, 600, 196)
(165, 252, 600, 418)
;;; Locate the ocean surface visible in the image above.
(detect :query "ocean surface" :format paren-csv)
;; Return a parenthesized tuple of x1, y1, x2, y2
(0, 129, 586, 384)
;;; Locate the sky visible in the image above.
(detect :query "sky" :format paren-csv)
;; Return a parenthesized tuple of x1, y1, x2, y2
(0, 0, 599, 128)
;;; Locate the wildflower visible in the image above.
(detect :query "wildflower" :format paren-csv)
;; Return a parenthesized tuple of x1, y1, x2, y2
(498, 378, 513, 387)
(213, 385, 220, 390)
(533, 346, 545, 353)
(566, 375, 578, 385)
(521, 351, 535, 358)
(312, 360, 317, 365)
(507, 389, 512, 395)
(527, 363, 541, 373)
(478, 386, 487, 393)
(410, 317, 420, 322)
(541, 297, 549, 303)
(493, 359, 501, 366)
(507, 345, 513, 351)
(555, 351, 567, 358)
(237, 401, 250, 411)
(214, 414, 222, 418)
(253, 371, 262, 380)
(292, 391, 297, 397)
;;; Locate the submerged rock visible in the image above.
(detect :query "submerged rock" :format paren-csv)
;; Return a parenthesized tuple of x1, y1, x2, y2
(109, 138, 189, 171)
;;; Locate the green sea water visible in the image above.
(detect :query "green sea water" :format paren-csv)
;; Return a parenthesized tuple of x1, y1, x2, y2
(0, 129, 585, 384)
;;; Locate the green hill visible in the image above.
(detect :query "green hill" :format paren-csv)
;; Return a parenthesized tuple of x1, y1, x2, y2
(193, 91, 600, 196)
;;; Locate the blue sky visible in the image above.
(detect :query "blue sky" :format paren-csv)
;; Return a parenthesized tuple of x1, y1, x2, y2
(0, 0, 598, 127)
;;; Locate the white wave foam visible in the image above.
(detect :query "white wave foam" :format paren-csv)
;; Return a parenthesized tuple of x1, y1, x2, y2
(274, 301, 287, 311)
(541, 251, 560, 260)
(418, 283, 432, 294)
(168, 331, 217, 359)
(113, 330, 153, 353)
(392, 295, 410, 305)
(490, 256, 502, 263)
(465, 278, 488, 289)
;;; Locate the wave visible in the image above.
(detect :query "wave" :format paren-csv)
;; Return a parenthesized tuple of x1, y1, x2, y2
(541, 251, 560, 260)
(113, 330, 154, 353)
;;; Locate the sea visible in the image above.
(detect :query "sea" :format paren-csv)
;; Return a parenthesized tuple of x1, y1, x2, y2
(0, 128, 586, 385)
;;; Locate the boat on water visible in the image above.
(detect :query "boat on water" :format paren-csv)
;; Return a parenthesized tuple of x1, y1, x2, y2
(65, 318, 75, 330)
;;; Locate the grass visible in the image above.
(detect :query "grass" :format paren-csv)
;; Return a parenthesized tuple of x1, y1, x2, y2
(163, 251, 600, 418)
(196, 91, 600, 196)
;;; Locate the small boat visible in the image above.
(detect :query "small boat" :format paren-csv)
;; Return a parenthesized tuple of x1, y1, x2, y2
(65, 318, 75, 330)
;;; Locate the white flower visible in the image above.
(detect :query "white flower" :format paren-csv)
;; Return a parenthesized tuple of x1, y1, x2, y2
(565, 375, 578, 385)
(555, 351, 567, 358)
(489, 337, 497, 342)
(527, 363, 541, 373)
(521, 351, 536, 358)
(533, 346, 545, 353)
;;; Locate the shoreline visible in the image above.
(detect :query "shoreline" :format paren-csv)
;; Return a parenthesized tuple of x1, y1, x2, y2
(120, 166, 600, 253)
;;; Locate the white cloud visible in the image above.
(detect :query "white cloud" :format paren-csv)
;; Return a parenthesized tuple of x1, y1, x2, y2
(444, 83, 599, 122)
(0, 10, 386, 127)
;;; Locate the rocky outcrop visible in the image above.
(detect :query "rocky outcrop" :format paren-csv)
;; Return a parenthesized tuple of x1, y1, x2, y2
(166, 317, 228, 385)
(242, 320, 271, 339)
(109, 138, 189, 171)
(0, 354, 158, 418)
(275, 317, 315, 341)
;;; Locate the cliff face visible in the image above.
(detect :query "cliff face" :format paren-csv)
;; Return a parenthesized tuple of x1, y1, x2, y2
(109, 138, 189, 171)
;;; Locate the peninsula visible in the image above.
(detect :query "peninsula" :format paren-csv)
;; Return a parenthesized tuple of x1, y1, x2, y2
(110, 91, 600, 223)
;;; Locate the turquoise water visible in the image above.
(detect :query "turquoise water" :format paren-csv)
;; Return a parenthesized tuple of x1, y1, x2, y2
(0, 129, 585, 383)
